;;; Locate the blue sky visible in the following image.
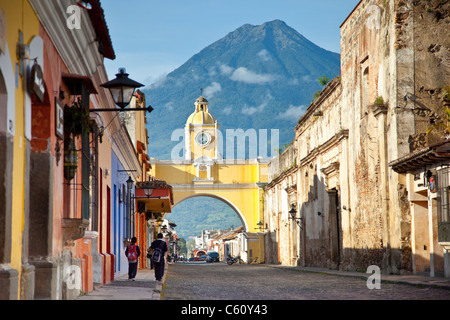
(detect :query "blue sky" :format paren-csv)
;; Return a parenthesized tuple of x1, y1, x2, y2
(101, 0, 360, 86)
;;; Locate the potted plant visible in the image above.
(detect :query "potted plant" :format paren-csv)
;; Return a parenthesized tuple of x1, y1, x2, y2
(64, 98, 90, 138)
(63, 98, 90, 181)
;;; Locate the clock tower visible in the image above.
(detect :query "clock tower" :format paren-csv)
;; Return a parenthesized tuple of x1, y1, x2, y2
(185, 96, 220, 181)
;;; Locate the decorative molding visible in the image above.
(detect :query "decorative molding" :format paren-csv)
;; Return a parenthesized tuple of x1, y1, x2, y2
(321, 161, 340, 177)
(285, 184, 297, 195)
(29, 0, 102, 76)
(373, 104, 388, 117)
(300, 129, 349, 167)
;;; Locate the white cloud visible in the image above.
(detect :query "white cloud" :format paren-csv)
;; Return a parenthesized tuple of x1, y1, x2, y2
(208, 66, 217, 76)
(147, 73, 168, 89)
(164, 101, 174, 111)
(222, 107, 233, 115)
(219, 64, 234, 75)
(242, 101, 268, 115)
(257, 49, 272, 61)
(203, 82, 222, 98)
(277, 105, 306, 120)
(230, 67, 275, 84)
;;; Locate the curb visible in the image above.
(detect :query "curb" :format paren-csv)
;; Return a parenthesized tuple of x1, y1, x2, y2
(265, 264, 450, 291)
(151, 263, 168, 300)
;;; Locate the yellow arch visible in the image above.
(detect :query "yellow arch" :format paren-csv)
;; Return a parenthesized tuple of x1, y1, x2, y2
(150, 159, 269, 233)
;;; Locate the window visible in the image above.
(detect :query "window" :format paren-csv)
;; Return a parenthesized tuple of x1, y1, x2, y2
(437, 166, 450, 224)
(361, 67, 370, 117)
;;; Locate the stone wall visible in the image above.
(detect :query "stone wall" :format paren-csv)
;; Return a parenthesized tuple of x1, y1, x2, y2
(409, 0, 450, 149)
(264, 0, 449, 273)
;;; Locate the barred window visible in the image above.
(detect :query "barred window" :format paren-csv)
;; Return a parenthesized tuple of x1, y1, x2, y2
(437, 166, 450, 224)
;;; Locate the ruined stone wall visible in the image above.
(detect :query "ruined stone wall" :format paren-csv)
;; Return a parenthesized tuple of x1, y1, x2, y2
(409, 0, 450, 149)
(263, 167, 299, 266)
(264, 0, 449, 273)
(294, 80, 344, 268)
(339, 0, 415, 273)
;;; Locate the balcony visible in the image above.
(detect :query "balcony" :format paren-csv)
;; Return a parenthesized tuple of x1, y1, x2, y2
(62, 218, 89, 247)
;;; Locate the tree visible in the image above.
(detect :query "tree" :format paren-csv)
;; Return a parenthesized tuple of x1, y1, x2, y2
(177, 237, 188, 255)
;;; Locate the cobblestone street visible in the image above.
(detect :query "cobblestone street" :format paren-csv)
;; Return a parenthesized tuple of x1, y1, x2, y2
(162, 262, 450, 300)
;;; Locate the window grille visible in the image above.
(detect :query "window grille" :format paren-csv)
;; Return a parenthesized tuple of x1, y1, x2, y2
(90, 123, 99, 231)
(437, 166, 450, 224)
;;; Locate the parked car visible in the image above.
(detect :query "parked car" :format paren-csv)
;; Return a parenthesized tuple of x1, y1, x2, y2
(206, 251, 220, 263)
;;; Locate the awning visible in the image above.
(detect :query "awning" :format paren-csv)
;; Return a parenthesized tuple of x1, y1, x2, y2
(390, 140, 450, 173)
(135, 187, 173, 213)
(62, 73, 98, 95)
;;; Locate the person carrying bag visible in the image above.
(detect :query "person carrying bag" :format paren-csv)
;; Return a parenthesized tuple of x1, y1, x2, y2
(150, 233, 168, 281)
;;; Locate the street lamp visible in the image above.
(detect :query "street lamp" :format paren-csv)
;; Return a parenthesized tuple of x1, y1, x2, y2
(93, 68, 153, 113)
(64, 138, 78, 181)
(126, 176, 134, 190)
(101, 68, 144, 109)
(143, 187, 154, 197)
(257, 221, 266, 231)
(288, 204, 302, 226)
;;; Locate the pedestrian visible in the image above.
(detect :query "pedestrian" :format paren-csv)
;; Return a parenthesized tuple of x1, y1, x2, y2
(125, 237, 140, 281)
(150, 233, 168, 281)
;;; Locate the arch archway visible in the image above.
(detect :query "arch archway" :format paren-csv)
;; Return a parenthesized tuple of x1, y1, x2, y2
(172, 193, 248, 232)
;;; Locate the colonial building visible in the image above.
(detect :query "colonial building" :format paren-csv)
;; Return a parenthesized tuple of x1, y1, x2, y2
(0, 0, 156, 300)
(264, 0, 450, 278)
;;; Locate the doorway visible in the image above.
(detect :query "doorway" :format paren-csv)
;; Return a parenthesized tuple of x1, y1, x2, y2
(328, 188, 341, 269)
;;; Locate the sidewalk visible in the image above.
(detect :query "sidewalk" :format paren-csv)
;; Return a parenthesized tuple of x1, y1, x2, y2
(76, 266, 167, 300)
(266, 264, 450, 290)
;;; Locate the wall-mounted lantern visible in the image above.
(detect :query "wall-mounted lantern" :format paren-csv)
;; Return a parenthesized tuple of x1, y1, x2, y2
(288, 204, 302, 226)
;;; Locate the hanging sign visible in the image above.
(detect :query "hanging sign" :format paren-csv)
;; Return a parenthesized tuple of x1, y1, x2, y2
(55, 97, 64, 139)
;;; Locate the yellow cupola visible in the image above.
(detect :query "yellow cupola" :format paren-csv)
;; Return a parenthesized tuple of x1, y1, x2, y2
(186, 96, 216, 125)
(184, 95, 220, 162)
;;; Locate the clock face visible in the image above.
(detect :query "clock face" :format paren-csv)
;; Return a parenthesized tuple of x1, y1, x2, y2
(195, 131, 211, 147)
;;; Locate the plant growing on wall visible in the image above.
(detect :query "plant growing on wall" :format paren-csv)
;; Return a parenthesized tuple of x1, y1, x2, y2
(426, 107, 450, 137)
(374, 96, 385, 105)
(443, 86, 450, 102)
(313, 75, 331, 101)
(318, 75, 330, 86)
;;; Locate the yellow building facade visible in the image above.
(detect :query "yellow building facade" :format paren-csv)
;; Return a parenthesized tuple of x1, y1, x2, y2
(150, 96, 269, 262)
(0, 0, 40, 299)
